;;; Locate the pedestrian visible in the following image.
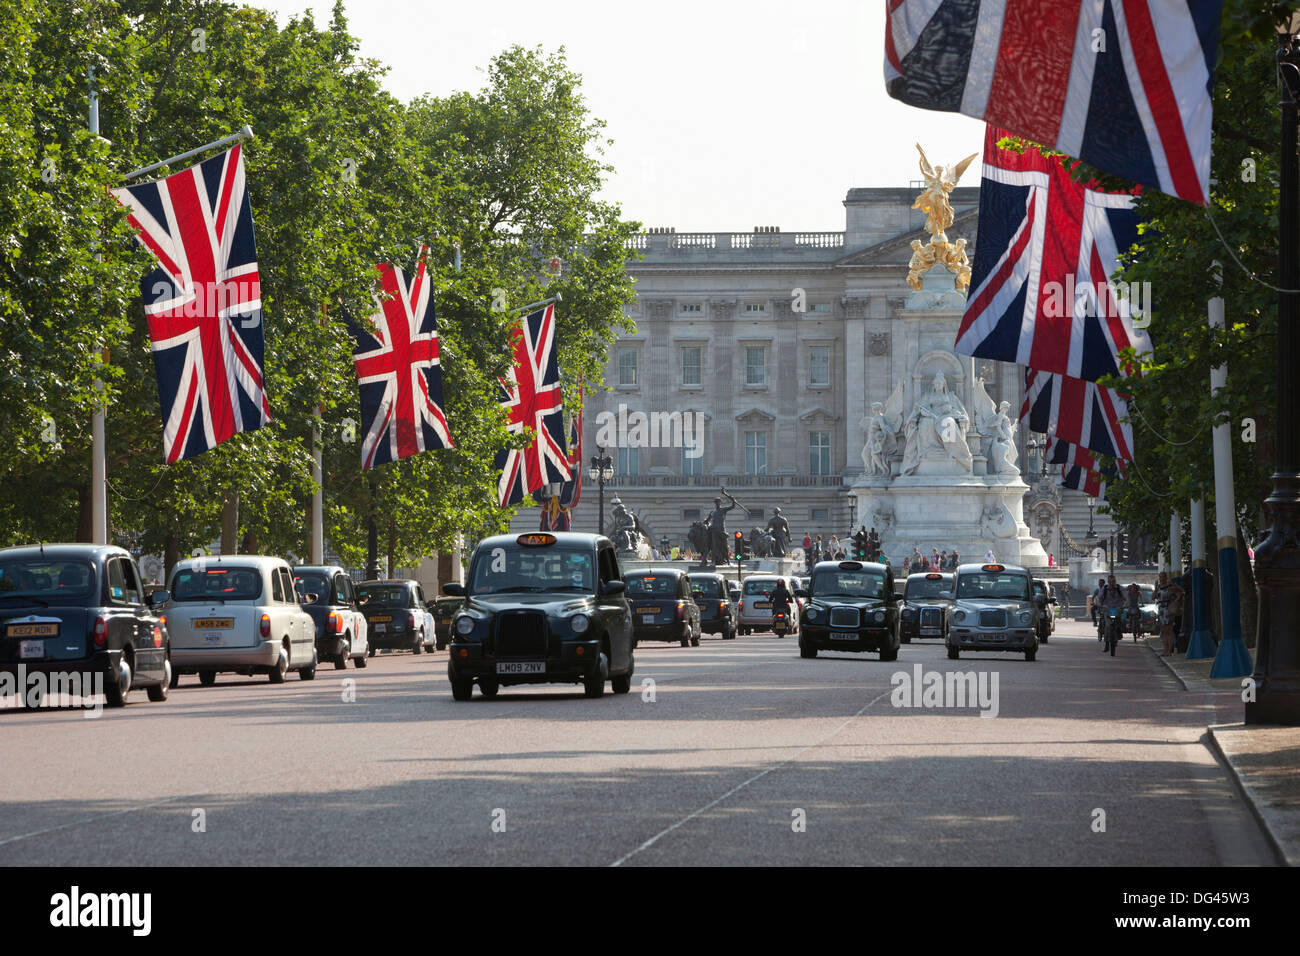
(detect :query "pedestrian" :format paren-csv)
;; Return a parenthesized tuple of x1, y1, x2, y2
(1089, 576, 1105, 630)
(984, 548, 996, 563)
(949, 549, 960, 569)
(1156, 571, 1184, 656)
(803, 532, 812, 552)
(903, 556, 911, 575)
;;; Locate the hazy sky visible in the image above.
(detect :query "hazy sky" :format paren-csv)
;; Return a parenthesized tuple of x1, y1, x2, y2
(257, 0, 986, 232)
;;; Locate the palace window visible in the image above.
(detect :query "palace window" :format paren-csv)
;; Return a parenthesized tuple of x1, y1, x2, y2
(809, 430, 831, 475)
(744, 431, 767, 475)
(617, 348, 638, 386)
(681, 447, 702, 475)
(617, 447, 639, 475)
(680, 303, 702, 313)
(681, 346, 702, 386)
(809, 346, 830, 387)
(745, 347, 766, 386)
(744, 303, 767, 313)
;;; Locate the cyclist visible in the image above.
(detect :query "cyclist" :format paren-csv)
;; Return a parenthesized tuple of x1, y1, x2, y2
(1125, 581, 1142, 640)
(1090, 577, 1106, 639)
(1098, 574, 1126, 654)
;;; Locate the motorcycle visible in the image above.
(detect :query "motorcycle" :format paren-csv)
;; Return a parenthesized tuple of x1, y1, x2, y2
(771, 607, 791, 638)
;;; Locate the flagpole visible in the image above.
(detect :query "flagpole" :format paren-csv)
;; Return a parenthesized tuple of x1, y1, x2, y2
(1187, 498, 1215, 659)
(1207, 287, 1251, 678)
(122, 126, 254, 182)
(89, 67, 107, 546)
(511, 293, 562, 314)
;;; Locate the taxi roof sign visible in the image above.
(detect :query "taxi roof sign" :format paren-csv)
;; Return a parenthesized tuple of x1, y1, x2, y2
(981, 563, 1005, 572)
(517, 533, 556, 547)
(925, 573, 943, 579)
(838, 561, 863, 570)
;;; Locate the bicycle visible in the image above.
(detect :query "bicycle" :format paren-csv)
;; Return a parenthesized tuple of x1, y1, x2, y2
(1100, 606, 1123, 656)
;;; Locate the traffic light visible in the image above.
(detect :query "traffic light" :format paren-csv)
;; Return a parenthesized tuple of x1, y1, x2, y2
(733, 531, 747, 560)
(1117, 532, 1129, 565)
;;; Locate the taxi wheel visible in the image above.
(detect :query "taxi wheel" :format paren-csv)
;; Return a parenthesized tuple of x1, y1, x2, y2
(168, 667, 181, 689)
(354, 652, 368, 668)
(799, 644, 817, 659)
(268, 648, 288, 684)
(690, 626, 701, 647)
(478, 678, 499, 697)
(299, 650, 317, 680)
(450, 673, 473, 701)
(1025, 647, 1037, 662)
(199, 669, 217, 687)
(104, 656, 131, 708)
(879, 643, 899, 663)
(147, 660, 171, 702)
(334, 641, 350, 670)
(901, 634, 911, 644)
(723, 624, 735, 640)
(611, 663, 633, 694)
(583, 652, 608, 698)
(413, 636, 423, 654)
(679, 636, 690, 647)
(367, 645, 376, 658)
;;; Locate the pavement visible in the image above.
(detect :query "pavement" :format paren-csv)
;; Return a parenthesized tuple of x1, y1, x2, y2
(1142, 632, 1300, 867)
(0, 618, 1280, 866)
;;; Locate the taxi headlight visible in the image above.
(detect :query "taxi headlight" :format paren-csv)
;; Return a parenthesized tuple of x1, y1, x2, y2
(1018, 610, 1033, 624)
(454, 615, 475, 636)
(570, 613, 590, 634)
(901, 607, 917, 619)
(805, 606, 819, 622)
(874, 609, 886, 623)
(954, 610, 967, 623)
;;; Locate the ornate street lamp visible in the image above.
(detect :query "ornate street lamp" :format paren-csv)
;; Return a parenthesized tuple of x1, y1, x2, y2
(1248, 14, 1300, 724)
(1085, 497, 1096, 543)
(587, 447, 615, 537)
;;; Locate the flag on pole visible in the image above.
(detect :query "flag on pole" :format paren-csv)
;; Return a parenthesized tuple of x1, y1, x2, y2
(1059, 462, 1110, 498)
(350, 250, 453, 470)
(1022, 367, 1134, 460)
(957, 125, 1150, 384)
(541, 402, 583, 531)
(111, 144, 270, 462)
(883, 0, 1223, 204)
(495, 303, 570, 507)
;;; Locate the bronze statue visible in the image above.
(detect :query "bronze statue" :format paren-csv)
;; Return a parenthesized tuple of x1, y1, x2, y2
(765, 506, 790, 557)
(706, 488, 739, 565)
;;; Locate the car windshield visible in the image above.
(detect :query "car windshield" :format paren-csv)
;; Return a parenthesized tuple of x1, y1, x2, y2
(1032, 580, 1047, 596)
(0, 558, 96, 601)
(956, 572, 1031, 601)
(293, 572, 330, 605)
(688, 577, 723, 597)
(468, 547, 594, 594)
(358, 585, 409, 606)
(811, 570, 888, 599)
(905, 576, 951, 599)
(626, 574, 678, 596)
(171, 567, 263, 601)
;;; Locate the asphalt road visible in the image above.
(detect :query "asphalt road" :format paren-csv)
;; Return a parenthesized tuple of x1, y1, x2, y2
(0, 618, 1274, 866)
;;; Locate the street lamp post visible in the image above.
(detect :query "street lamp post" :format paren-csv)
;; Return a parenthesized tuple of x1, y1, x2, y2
(587, 447, 614, 537)
(1248, 17, 1300, 724)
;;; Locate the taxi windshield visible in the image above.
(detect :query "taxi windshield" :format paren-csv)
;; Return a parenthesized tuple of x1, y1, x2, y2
(956, 571, 1031, 601)
(171, 567, 263, 601)
(0, 558, 96, 601)
(811, 570, 888, 599)
(905, 576, 950, 599)
(742, 578, 778, 596)
(468, 547, 594, 594)
(626, 574, 677, 596)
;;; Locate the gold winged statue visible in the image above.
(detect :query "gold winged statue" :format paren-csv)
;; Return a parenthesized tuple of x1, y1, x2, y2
(907, 144, 979, 292)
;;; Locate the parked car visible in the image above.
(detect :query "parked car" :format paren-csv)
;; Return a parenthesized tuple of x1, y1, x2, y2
(357, 580, 435, 654)
(0, 544, 172, 707)
(795, 560, 900, 660)
(429, 596, 465, 650)
(1031, 578, 1057, 642)
(166, 556, 317, 685)
(899, 571, 954, 643)
(627, 568, 702, 647)
(292, 565, 369, 669)
(687, 571, 736, 640)
(444, 531, 635, 699)
(736, 574, 802, 635)
(946, 562, 1041, 661)
(1137, 584, 1160, 634)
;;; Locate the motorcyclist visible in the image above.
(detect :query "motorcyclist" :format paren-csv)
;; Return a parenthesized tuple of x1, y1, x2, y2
(1098, 573, 1126, 653)
(769, 579, 794, 636)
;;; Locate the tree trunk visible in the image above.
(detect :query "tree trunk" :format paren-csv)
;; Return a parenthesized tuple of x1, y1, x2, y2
(76, 482, 92, 542)
(221, 492, 239, 554)
(164, 533, 180, 583)
(1237, 525, 1258, 648)
(387, 518, 397, 580)
(241, 528, 259, 555)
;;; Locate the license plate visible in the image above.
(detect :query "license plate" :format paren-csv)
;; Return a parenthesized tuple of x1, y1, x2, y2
(641, 614, 655, 625)
(374, 623, 387, 633)
(371, 615, 392, 623)
(979, 634, 1007, 642)
(755, 601, 771, 609)
(496, 661, 545, 675)
(19, 639, 43, 659)
(193, 618, 233, 629)
(635, 606, 659, 614)
(920, 627, 940, 635)
(830, 633, 856, 641)
(204, 632, 223, 644)
(7, 623, 58, 638)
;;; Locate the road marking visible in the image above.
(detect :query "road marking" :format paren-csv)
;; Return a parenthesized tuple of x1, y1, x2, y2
(608, 664, 974, 866)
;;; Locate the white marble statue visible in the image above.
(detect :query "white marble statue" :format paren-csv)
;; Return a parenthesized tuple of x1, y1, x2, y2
(902, 372, 973, 474)
(870, 501, 894, 536)
(980, 500, 1017, 539)
(987, 401, 1020, 476)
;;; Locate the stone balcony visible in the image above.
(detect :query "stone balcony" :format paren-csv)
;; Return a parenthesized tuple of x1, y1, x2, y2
(627, 230, 847, 264)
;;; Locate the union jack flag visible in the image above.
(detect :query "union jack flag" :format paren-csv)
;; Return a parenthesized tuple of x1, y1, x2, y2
(111, 144, 270, 463)
(540, 405, 583, 532)
(1022, 367, 1133, 460)
(495, 303, 570, 507)
(884, 0, 1223, 204)
(350, 251, 453, 470)
(1059, 462, 1110, 499)
(957, 126, 1150, 384)
(1046, 435, 1124, 475)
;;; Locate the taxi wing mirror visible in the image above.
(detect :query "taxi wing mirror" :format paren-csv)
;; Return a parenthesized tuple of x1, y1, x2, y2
(147, 589, 170, 608)
(600, 580, 627, 596)
(443, 582, 465, 596)
(794, 588, 808, 599)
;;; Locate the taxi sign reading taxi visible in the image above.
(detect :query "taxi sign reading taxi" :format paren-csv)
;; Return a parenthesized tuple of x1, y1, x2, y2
(981, 564, 1005, 572)
(517, 533, 557, 547)
(925, 573, 943, 580)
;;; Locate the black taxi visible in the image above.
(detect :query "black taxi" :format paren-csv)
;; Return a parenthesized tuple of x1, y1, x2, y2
(0, 544, 171, 707)
(626, 567, 702, 647)
(947, 562, 1040, 661)
(795, 560, 901, 660)
(443, 532, 635, 700)
(899, 571, 954, 643)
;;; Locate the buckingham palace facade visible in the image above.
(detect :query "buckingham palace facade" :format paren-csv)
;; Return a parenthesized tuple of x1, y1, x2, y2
(551, 185, 1118, 559)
